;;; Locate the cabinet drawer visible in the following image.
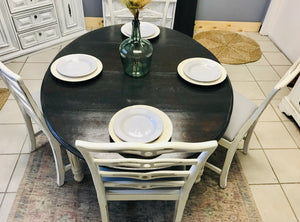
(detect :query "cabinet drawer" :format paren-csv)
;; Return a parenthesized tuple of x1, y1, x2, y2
(6, 0, 53, 13)
(13, 7, 57, 32)
(19, 25, 59, 49)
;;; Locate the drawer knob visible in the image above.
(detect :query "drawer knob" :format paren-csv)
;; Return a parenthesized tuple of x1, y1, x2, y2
(39, 33, 42, 36)
(34, 15, 38, 19)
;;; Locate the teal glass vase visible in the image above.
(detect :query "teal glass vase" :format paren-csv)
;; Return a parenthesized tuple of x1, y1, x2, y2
(119, 19, 153, 78)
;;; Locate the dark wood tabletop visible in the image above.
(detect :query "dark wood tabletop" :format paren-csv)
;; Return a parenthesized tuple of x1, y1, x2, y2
(41, 25, 233, 158)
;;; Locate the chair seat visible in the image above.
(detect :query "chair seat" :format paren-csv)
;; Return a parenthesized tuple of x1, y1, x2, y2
(223, 90, 257, 141)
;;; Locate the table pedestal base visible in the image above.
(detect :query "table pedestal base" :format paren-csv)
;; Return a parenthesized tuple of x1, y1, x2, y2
(67, 151, 84, 182)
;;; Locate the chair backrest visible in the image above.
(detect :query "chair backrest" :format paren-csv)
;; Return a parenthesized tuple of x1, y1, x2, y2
(0, 62, 45, 129)
(235, 57, 300, 142)
(102, 0, 177, 28)
(76, 140, 217, 221)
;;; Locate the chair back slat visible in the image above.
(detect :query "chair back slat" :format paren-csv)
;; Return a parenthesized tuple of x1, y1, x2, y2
(99, 170, 190, 180)
(103, 181, 185, 189)
(0, 62, 44, 127)
(85, 141, 214, 157)
(95, 158, 198, 169)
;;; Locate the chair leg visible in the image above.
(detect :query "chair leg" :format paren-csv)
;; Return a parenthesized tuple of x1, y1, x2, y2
(174, 197, 188, 222)
(195, 166, 204, 183)
(243, 123, 256, 154)
(22, 112, 36, 152)
(67, 151, 84, 182)
(219, 145, 238, 189)
(47, 137, 65, 186)
(99, 202, 109, 222)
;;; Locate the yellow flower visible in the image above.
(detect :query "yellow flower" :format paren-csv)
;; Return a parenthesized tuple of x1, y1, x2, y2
(121, 0, 151, 17)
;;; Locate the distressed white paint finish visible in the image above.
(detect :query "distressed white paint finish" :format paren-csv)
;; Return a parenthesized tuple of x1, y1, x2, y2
(207, 57, 300, 188)
(0, 62, 84, 186)
(76, 141, 217, 222)
(0, 0, 86, 62)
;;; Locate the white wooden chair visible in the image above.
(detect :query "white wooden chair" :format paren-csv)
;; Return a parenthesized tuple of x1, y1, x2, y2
(102, 0, 177, 28)
(76, 141, 218, 222)
(0, 62, 83, 186)
(206, 57, 300, 188)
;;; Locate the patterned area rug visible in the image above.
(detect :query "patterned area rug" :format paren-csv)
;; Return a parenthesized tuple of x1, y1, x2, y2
(8, 134, 262, 222)
(0, 88, 10, 110)
(194, 30, 262, 64)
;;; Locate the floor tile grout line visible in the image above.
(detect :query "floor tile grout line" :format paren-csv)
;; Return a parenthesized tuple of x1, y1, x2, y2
(1, 132, 29, 208)
(0, 122, 26, 125)
(0, 152, 22, 208)
(260, 146, 281, 185)
(17, 60, 27, 76)
(281, 120, 300, 149)
(279, 183, 300, 221)
(270, 64, 285, 79)
(250, 182, 300, 185)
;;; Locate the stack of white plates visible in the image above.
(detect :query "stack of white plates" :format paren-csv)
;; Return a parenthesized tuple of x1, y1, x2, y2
(177, 58, 227, 86)
(50, 54, 103, 82)
(109, 105, 173, 143)
(121, 22, 160, 40)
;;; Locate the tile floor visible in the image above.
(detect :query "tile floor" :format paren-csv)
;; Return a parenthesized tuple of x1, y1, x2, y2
(0, 32, 299, 222)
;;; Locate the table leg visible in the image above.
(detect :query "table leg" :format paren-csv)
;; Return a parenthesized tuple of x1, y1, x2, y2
(67, 151, 84, 182)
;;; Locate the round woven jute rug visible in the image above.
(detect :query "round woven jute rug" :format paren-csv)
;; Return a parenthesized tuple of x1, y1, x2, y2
(194, 30, 262, 64)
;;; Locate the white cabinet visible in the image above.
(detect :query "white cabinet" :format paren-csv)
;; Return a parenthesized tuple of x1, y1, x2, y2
(279, 76, 300, 126)
(102, 0, 177, 28)
(0, 0, 86, 62)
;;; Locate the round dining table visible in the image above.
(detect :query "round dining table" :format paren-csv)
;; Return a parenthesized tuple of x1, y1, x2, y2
(41, 25, 233, 158)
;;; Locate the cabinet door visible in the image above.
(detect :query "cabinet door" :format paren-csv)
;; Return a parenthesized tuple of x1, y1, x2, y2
(0, 9, 19, 56)
(54, 0, 85, 36)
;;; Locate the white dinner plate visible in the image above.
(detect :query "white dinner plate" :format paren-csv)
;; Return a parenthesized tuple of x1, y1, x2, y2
(112, 106, 163, 143)
(56, 54, 98, 77)
(124, 22, 155, 37)
(50, 54, 103, 82)
(183, 59, 222, 82)
(109, 105, 173, 143)
(177, 58, 227, 86)
(121, 22, 160, 40)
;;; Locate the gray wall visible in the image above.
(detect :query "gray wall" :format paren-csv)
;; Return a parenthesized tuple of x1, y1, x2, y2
(196, 0, 270, 22)
(83, 0, 270, 22)
(82, 0, 102, 17)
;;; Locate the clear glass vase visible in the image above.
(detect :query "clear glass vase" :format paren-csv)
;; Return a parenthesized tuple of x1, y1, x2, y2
(119, 19, 153, 78)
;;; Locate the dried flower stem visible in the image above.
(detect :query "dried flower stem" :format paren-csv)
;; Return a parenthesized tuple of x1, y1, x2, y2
(121, 0, 151, 18)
